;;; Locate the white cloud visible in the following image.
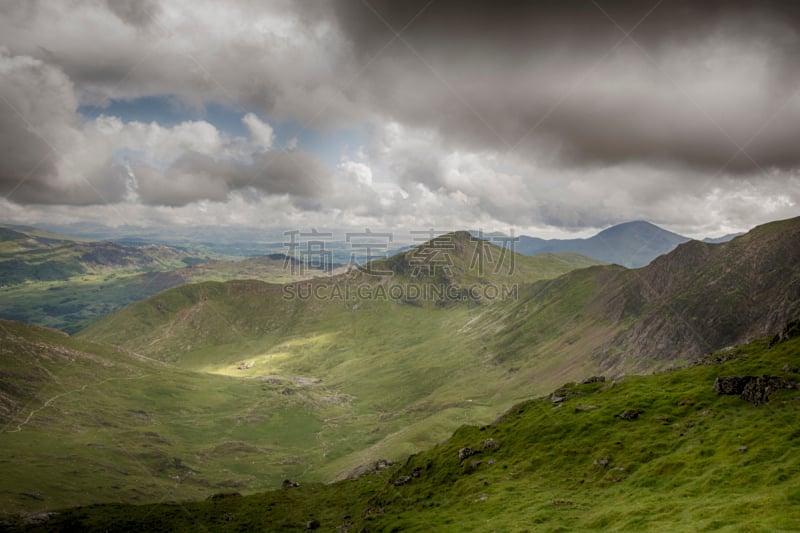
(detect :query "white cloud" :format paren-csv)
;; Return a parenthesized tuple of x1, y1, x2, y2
(242, 113, 274, 150)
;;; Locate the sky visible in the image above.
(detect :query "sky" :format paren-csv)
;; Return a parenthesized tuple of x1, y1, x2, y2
(1, 0, 799, 239)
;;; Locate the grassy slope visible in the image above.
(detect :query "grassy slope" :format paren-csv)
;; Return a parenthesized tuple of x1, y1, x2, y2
(0, 223, 316, 333)
(0, 319, 364, 514)
(0, 240, 602, 514)
(11, 334, 799, 532)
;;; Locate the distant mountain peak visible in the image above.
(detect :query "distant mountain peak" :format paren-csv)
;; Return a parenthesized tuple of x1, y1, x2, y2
(517, 220, 690, 268)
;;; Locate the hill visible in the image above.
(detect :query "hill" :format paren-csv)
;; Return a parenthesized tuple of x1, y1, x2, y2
(0, 318, 366, 513)
(8, 330, 800, 531)
(494, 216, 800, 375)
(72, 220, 800, 492)
(0, 225, 314, 333)
(2, 220, 798, 520)
(516, 220, 691, 268)
(0, 236, 602, 515)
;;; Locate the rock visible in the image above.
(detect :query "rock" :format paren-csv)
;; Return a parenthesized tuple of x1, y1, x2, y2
(582, 376, 606, 384)
(551, 394, 566, 404)
(346, 459, 394, 480)
(619, 409, 641, 420)
(593, 457, 610, 467)
(411, 466, 422, 478)
(783, 363, 799, 373)
(552, 499, 574, 506)
(481, 438, 499, 451)
(282, 479, 300, 489)
(21, 513, 57, 526)
(713, 376, 752, 395)
(458, 447, 477, 461)
(222, 513, 236, 522)
(738, 445, 748, 453)
(768, 318, 800, 347)
(375, 459, 393, 470)
(716, 375, 796, 405)
(306, 519, 321, 530)
(281, 388, 294, 395)
(741, 375, 794, 406)
(393, 475, 412, 486)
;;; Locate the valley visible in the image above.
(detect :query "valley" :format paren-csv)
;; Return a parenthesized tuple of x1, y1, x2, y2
(0, 217, 798, 530)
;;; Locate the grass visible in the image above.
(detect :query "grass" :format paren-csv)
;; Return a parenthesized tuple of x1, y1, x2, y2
(0, 240, 602, 517)
(8, 334, 798, 531)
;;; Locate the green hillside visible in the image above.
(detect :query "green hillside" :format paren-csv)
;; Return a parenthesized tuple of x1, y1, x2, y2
(7, 331, 799, 532)
(0, 318, 369, 513)
(2, 221, 799, 527)
(0, 236, 602, 516)
(0, 225, 315, 333)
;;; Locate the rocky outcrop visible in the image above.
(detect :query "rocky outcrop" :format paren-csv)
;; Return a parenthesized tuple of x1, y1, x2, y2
(714, 375, 796, 405)
(582, 376, 606, 384)
(458, 447, 477, 462)
(713, 376, 752, 395)
(769, 318, 800, 347)
(618, 409, 641, 420)
(346, 459, 394, 479)
(741, 376, 795, 406)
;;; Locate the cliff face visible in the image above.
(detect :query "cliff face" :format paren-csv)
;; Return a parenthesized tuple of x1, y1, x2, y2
(598, 217, 800, 371)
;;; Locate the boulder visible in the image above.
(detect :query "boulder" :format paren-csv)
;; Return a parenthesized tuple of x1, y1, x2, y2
(393, 475, 412, 486)
(306, 519, 321, 530)
(619, 409, 641, 420)
(714, 375, 796, 405)
(282, 479, 300, 489)
(582, 376, 606, 384)
(713, 376, 752, 395)
(458, 447, 477, 461)
(741, 375, 794, 406)
(481, 438, 500, 451)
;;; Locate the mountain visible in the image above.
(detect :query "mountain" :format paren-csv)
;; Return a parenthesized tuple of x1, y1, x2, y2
(495, 216, 800, 375)
(0, 224, 200, 286)
(0, 226, 318, 333)
(516, 220, 691, 268)
(10, 331, 800, 531)
(2, 219, 798, 521)
(703, 232, 745, 243)
(0, 236, 602, 515)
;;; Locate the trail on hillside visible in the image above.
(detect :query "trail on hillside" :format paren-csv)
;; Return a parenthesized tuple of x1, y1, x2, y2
(2, 372, 154, 434)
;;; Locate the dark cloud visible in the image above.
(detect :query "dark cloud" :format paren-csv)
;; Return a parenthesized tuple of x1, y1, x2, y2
(331, 0, 800, 173)
(132, 149, 330, 206)
(104, 0, 161, 28)
(0, 51, 126, 205)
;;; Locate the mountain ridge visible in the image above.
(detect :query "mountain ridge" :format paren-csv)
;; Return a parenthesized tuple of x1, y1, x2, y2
(515, 220, 692, 268)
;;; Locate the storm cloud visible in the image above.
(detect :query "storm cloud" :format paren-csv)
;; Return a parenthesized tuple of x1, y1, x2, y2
(330, 0, 800, 173)
(0, 0, 799, 235)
